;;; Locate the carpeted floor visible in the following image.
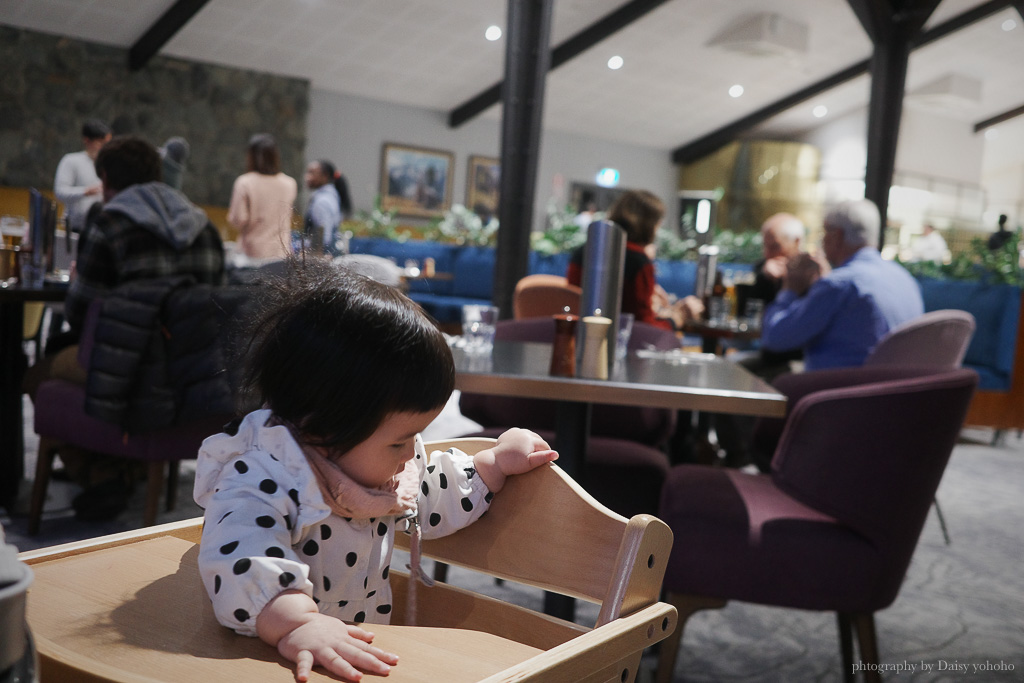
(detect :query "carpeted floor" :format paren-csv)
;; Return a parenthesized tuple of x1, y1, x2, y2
(4, 392, 1023, 682)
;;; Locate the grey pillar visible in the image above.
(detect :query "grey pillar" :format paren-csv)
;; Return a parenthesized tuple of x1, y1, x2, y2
(493, 0, 553, 319)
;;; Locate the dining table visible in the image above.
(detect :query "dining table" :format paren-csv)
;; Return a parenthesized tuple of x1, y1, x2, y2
(0, 280, 68, 510)
(452, 339, 786, 482)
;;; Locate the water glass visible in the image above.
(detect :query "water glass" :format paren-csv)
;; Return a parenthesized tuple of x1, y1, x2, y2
(743, 298, 765, 328)
(462, 304, 498, 356)
(709, 296, 729, 326)
(616, 312, 635, 363)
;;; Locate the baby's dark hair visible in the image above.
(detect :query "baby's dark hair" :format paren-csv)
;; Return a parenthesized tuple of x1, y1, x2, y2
(241, 260, 454, 455)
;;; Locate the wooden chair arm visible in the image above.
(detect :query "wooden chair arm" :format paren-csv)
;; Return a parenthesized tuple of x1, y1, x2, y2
(478, 602, 678, 683)
(19, 517, 204, 564)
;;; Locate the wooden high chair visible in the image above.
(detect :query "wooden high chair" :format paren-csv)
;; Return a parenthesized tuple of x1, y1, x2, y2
(20, 438, 677, 683)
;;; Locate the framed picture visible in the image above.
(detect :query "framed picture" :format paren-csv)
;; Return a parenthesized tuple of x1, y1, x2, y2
(466, 155, 500, 223)
(379, 143, 454, 217)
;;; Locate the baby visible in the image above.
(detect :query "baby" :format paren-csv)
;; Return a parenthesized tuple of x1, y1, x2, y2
(194, 263, 556, 681)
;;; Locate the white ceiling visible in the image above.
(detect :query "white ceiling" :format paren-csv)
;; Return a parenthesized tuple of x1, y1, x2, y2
(2, 0, 1022, 151)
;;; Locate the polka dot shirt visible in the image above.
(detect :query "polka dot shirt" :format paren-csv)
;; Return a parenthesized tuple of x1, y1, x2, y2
(194, 409, 491, 636)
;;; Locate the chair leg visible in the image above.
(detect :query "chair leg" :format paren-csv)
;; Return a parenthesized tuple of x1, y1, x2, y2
(28, 438, 60, 535)
(837, 613, 855, 683)
(654, 593, 727, 683)
(165, 460, 180, 512)
(933, 497, 951, 545)
(852, 612, 881, 683)
(143, 460, 165, 527)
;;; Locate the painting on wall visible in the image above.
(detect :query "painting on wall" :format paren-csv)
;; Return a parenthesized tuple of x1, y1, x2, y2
(379, 143, 454, 217)
(466, 155, 500, 223)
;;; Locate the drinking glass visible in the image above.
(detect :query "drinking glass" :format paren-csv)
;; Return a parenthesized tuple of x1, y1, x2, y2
(462, 304, 499, 356)
(743, 298, 765, 328)
(709, 296, 729, 326)
(615, 312, 635, 364)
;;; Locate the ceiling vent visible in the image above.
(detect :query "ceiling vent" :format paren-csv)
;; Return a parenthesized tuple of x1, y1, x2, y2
(707, 13, 808, 59)
(907, 73, 983, 111)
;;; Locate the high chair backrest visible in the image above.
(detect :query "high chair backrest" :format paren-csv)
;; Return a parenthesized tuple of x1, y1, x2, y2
(399, 438, 673, 627)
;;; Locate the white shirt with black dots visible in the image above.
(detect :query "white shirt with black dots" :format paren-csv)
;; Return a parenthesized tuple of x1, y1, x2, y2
(194, 409, 491, 636)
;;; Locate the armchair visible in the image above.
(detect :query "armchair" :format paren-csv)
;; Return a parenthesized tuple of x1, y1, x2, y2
(655, 367, 977, 683)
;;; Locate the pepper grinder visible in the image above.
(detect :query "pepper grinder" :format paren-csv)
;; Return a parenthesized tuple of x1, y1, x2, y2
(578, 315, 612, 380)
(549, 312, 579, 377)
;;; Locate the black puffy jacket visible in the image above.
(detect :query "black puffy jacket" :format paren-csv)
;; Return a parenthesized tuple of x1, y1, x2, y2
(84, 276, 254, 433)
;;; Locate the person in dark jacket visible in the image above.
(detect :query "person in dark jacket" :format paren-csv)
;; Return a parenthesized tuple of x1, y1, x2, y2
(27, 136, 225, 518)
(65, 135, 224, 334)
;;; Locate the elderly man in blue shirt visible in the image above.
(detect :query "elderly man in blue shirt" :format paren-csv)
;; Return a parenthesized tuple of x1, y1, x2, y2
(761, 198, 923, 371)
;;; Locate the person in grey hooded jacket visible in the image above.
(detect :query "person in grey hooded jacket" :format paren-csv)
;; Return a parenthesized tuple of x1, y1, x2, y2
(65, 135, 225, 334)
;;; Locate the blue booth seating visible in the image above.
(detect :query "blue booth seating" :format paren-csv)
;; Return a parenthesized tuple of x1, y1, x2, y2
(349, 238, 572, 324)
(917, 278, 1021, 391)
(349, 237, 754, 325)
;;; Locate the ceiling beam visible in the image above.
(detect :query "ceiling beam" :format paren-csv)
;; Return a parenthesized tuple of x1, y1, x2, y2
(129, 0, 211, 71)
(1017, 0, 1024, 20)
(912, 0, 1011, 47)
(672, 60, 869, 165)
(974, 103, 1024, 132)
(671, 0, 1011, 165)
(895, 0, 944, 35)
(448, 0, 672, 128)
(846, 0, 894, 43)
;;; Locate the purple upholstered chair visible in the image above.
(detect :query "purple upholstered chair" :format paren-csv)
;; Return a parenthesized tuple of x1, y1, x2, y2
(862, 309, 976, 544)
(655, 366, 977, 683)
(459, 318, 679, 519)
(864, 309, 975, 368)
(28, 289, 247, 535)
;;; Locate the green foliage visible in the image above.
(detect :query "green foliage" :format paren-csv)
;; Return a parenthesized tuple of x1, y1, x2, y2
(353, 196, 406, 242)
(533, 211, 765, 264)
(531, 203, 590, 256)
(427, 204, 499, 247)
(654, 228, 697, 261)
(898, 229, 1023, 286)
(711, 229, 763, 264)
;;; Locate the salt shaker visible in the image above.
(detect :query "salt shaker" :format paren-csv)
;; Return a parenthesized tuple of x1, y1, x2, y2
(549, 314, 578, 377)
(578, 315, 612, 380)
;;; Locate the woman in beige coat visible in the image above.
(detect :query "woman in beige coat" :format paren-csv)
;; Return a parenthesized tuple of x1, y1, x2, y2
(228, 133, 297, 259)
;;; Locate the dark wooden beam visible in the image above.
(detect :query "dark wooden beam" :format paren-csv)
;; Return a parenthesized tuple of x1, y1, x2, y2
(672, 0, 1009, 166)
(672, 60, 869, 165)
(129, 0, 211, 71)
(895, 0, 944, 34)
(974, 103, 1024, 132)
(492, 0, 554, 320)
(846, 0, 894, 43)
(449, 0, 671, 128)
(913, 0, 1011, 47)
(1016, 0, 1024, 20)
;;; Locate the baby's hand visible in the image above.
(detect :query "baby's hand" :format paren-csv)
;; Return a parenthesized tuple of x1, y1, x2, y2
(257, 591, 398, 682)
(475, 428, 558, 492)
(277, 614, 398, 682)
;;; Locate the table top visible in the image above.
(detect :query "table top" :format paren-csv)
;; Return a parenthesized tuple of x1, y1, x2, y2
(682, 317, 762, 341)
(26, 536, 544, 682)
(0, 280, 68, 304)
(453, 340, 786, 418)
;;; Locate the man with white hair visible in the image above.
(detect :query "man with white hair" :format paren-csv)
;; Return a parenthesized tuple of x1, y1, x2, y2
(760, 198, 923, 371)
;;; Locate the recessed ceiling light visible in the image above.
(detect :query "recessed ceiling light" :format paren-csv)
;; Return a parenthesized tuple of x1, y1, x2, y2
(485, 25, 502, 41)
(813, 105, 828, 118)
(729, 84, 744, 98)
(1002, 18, 1017, 31)
(985, 128, 999, 140)
(607, 55, 624, 70)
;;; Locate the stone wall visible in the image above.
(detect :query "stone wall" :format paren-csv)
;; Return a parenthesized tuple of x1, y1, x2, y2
(0, 26, 309, 207)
